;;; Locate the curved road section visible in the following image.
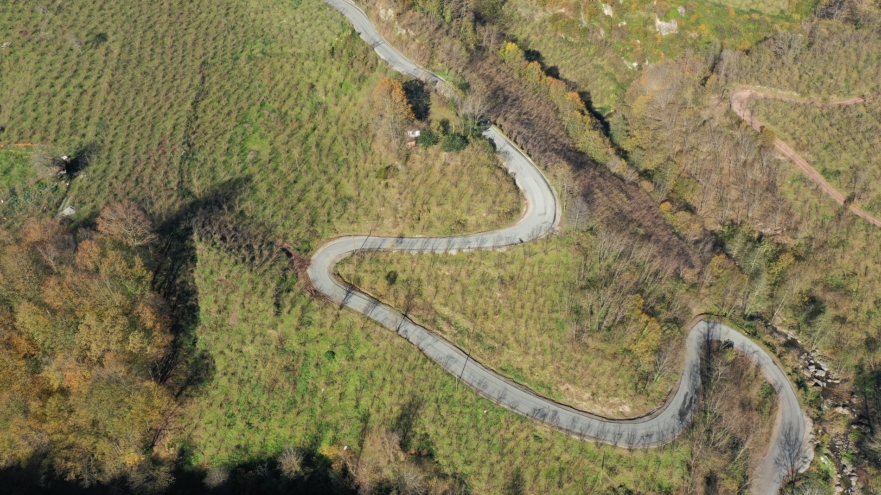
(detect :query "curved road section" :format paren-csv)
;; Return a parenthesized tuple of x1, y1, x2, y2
(312, 1, 812, 491)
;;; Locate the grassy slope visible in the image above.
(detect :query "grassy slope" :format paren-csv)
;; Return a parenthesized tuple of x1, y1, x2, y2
(0, 0, 785, 490)
(0, 148, 37, 193)
(0, 147, 64, 227)
(751, 97, 881, 217)
(0, 0, 518, 243)
(337, 232, 684, 417)
(188, 242, 696, 492)
(469, 3, 881, 488)
(1, 0, 679, 490)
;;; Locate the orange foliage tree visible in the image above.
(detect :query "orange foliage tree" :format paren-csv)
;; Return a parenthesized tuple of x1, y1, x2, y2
(0, 203, 175, 490)
(372, 77, 415, 156)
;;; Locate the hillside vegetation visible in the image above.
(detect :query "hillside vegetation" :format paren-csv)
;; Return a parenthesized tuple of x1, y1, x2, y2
(349, 0, 881, 490)
(3, 0, 881, 491)
(338, 227, 693, 417)
(0, 204, 176, 490)
(750, 97, 881, 216)
(0, 0, 519, 243)
(186, 231, 776, 493)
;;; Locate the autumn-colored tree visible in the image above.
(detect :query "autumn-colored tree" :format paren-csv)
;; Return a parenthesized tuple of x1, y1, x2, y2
(372, 77, 415, 156)
(0, 203, 175, 491)
(97, 200, 159, 247)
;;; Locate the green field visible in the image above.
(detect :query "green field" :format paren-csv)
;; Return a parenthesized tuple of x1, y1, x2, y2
(0, 147, 66, 227)
(0, 147, 37, 193)
(186, 237, 776, 491)
(0, 0, 694, 490)
(0, 0, 518, 243)
(337, 230, 690, 417)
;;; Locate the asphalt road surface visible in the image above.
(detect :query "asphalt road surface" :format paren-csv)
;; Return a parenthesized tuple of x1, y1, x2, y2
(312, 1, 813, 491)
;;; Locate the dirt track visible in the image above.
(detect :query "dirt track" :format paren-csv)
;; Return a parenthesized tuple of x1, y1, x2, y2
(730, 88, 881, 228)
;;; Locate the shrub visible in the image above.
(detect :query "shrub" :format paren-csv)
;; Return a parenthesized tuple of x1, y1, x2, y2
(440, 134, 467, 152)
(96, 200, 158, 246)
(203, 466, 229, 488)
(277, 447, 305, 479)
(416, 129, 438, 148)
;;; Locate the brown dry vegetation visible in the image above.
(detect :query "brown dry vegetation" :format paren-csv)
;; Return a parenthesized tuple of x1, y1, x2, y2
(685, 343, 778, 493)
(0, 205, 177, 492)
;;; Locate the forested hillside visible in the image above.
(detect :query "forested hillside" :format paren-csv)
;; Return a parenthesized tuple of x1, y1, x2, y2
(0, 204, 175, 490)
(2, 0, 881, 492)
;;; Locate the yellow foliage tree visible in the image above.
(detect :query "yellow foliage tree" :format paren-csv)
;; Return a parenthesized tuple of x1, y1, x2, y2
(372, 77, 415, 155)
(0, 204, 175, 489)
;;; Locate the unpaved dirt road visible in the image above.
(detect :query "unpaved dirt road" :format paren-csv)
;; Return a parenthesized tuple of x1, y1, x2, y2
(731, 88, 881, 228)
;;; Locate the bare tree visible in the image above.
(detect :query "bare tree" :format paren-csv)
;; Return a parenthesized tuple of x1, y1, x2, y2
(460, 81, 492, 125)
(277, 446, 308, 479)
(774, 421, 807, 488)
(96, 200, 158, 247)
(203, 466, 229, 489)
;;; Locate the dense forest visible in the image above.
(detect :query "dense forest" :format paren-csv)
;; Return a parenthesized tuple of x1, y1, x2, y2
(0, 204, 176, 490)
(2, 0, 881, 492)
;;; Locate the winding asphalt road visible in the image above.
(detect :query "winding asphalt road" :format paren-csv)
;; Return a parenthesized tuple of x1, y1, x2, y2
(311, 1, 812, 491)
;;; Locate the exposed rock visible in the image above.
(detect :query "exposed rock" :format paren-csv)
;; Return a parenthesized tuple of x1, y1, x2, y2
(602, 3, 614, 16)
(655, 16, 678, 35)
(379, 8, 394, 21)
(58, 205, 77, 217)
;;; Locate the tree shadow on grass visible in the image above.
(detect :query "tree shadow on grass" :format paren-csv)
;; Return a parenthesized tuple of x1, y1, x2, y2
(403, 79, 431, 121)
(393, 395, 424, 452)
(173, 451, 356, 495)
(0, 449, 357, 495)
(150, 178, 254, 397)
(64, 142, 101, 177)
